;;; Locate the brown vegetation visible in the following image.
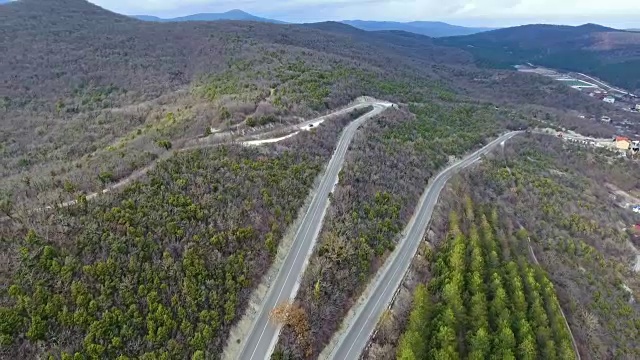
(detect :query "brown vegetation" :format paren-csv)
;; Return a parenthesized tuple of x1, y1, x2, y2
(368, 135, 640, 359)
(0, 107, 366, 359)
(2, 1, 639, 359)
(274, 101, 533, 358)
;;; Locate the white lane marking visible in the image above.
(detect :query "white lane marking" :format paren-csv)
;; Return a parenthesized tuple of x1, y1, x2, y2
(245, 105, 386, 360)
(340, 232, 410, 359)
(329, 133, 517, 358)
(247, 168, 328, 360)
(239, 103, 377, 357)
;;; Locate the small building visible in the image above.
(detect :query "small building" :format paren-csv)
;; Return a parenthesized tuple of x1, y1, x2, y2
(615, 136, 631, 150)
(635, 104, 640, 111)
(633, 206, 640, 214)
(632, 141, 640, 153)
(604, 96, 616, 104)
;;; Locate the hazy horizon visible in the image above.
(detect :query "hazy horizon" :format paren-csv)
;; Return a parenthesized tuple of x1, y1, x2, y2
(1, 0, 636, 29)
(85, 0, 639, 29)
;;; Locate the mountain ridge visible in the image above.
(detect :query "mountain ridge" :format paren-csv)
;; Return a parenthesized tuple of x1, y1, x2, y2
(131, 9, 493, 37)
(3, 2, 637, 360)
(132, 9, 286, 24)
(436, 23, 640, 93)
(341, 19, 496, 37)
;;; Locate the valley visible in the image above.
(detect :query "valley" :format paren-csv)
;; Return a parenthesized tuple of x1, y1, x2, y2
(1, 1, 640, 360)
(437, 24, 640, 95)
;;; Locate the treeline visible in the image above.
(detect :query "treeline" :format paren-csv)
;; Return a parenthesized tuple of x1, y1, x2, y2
(458, 134, 640, 358)
(397, 200, 576, 360)
(0, 104, 384, 359)
(0, 144, 323, 359)
(3, 0, 454, 209)
(367, 134, 640, 359)
(274, 102, 531, 358)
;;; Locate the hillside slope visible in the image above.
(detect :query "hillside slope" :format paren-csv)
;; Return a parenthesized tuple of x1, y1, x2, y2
(0, 0, 473, 206)
(2, 0, 630, 206)
(2, 1, 639, 359)
(437, 24, 640, 93)
(456, 136, 640, 358)
(0, 4, 477, 357)
(0, 1, 469, 107)
(370, 134, 640, 359)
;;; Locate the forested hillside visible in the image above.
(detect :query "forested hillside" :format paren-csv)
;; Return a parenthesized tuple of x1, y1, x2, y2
(0, 107, 368, 359)
(2, 148, 318, 359)
(2, 1, 639, 359)
(0, 0, 470, 209)
(397, 200, 575, 359)
(458, 136, 640, 358)
(380, 135, 640, 359)
(274, 101, 531, 358)
(365, 135, 640, 360)
(2, 0, 630, 209)
(437, 24, 640, 93)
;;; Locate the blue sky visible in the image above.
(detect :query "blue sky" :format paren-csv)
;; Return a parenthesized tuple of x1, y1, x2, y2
(88, 0, 639, 28)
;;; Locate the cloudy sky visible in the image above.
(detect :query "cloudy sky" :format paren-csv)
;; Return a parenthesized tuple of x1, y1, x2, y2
(90, 0, 639, 28)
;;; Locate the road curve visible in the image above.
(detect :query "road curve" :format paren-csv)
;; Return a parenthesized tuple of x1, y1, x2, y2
(575, 72, 630, 95)
(0, 100, 386, 223)
(237, 102, 393, 360)
(326, 131, 522, 360)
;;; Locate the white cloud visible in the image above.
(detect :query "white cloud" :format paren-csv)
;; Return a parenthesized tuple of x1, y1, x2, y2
(90, 0, 640, 26)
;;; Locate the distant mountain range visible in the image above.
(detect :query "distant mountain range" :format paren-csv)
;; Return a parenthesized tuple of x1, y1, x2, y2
(126, 9, 640, 93)
(341, 20, 496, 37)
(133, 9, 286, 24)
(436, 23, 640, 93)
(133, 10, 492, 37)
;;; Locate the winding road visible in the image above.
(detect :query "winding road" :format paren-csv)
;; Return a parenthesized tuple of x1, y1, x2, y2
(0, 99, 387, 223)
(575, 72, 631, 96)
(7, 99, 530, 360)
(4, 97, 393, 356)
(326, 131, 521, 360)
(237, 101, 392, 360)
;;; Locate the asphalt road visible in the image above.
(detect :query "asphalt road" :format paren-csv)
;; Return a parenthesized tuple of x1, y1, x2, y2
(327, 131, 521, 360)
(0, 100, 387, 224)
(238, 102, 392, 360)
(575, 72, 630, 95)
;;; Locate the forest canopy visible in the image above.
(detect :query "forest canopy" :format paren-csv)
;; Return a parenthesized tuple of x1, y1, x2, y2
(397, 200, 575, 359)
